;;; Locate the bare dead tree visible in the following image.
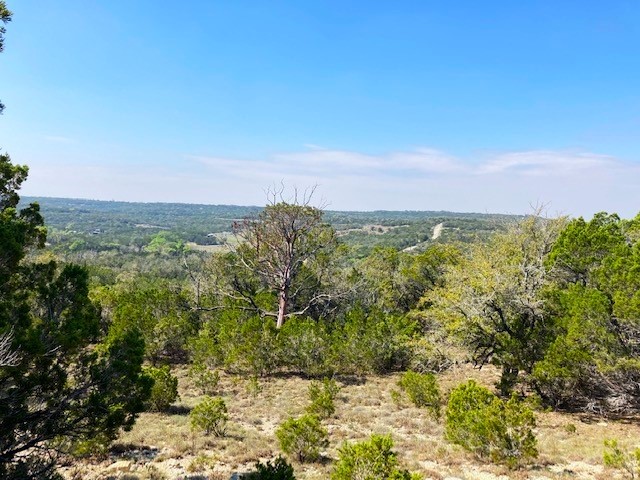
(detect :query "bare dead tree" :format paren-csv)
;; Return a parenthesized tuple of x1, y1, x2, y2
(231, 186, 337, 328)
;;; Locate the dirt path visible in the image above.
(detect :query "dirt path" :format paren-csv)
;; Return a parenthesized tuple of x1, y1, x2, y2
(432, 222, 444, 240)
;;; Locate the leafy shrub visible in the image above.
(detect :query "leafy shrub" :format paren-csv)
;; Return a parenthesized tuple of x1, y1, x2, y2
(331, 308, 416, 374)
(276, 414, 328, 462)
(331, 434, 420, 480)
(190, 396, 228, 436)
(146, 312, 194, 364)
(445, 380, 537, 468)
(246, 456, 296, 480)
(189, 307, 421, 377)
(218, 314, 279, 376)
(188, 362, 220, 396)
(278, 318, 332, 376)
(603, 439, 640, 479)
(188, 325, 224, 370)
(104, 278, 195, 364)
(145, 365, 179, 412)
(397, 371, 441, 418)
(306, 378, 340, 419)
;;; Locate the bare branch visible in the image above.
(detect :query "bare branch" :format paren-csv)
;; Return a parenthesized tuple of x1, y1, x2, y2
(0, 329, 20, 367)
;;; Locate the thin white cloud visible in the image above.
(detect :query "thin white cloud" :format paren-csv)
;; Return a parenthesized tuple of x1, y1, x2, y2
(477, 150, 615, 176)
(189, 147, 619, 181)
(389, 148, 465, 174)
(190, 146, 463, 179)
(20, 146, 640, 218)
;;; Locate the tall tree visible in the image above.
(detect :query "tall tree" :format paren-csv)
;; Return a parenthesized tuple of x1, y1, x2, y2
(547, 212, 627, 287)
(533, 212, 640, 413)
(0, 156, 153, 480)
(231, 190, 338, 328)
(425, 213, 567, 394)
(0, 159, 151, 478)
(0, 7, 152, 477)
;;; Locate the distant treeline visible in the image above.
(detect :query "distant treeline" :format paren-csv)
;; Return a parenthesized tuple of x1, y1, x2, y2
(21, 196, 518, 258)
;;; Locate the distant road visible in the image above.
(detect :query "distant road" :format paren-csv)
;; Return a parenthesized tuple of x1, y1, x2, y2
(432, 222, 444, 240)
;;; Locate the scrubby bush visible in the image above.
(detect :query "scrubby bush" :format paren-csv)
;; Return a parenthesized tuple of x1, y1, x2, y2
(278, 318, 332, 376)
(145, 365, 179, 412)
(331, 434, 420, 480)
(532, 285, 640, 413)
(306, 378, 340, 419)
(603, 439, 640, 479)
(332, 308, 417, 374)
(188, 307, 422, 377)
(276, 414, 328, 462)
(102, 278, 196, 364)
(406, 337, 454, 374)
(246, 456, 296, 480)
(390, 389, 404, 407)
(188, 324, 225, 370)
(445, 380, 537, 468)
(218, 314, 280, 376)
(190, 396, 228, 436)
(397, 371, 441, 418)
(188, 362, 220, 396)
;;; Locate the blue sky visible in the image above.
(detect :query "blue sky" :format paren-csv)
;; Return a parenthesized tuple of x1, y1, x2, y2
(1, 1, 639, 216)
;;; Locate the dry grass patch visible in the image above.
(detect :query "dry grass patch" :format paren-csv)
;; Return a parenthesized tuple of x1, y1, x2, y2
(61, 364, 640, 480)
(537, 411, 640, 466)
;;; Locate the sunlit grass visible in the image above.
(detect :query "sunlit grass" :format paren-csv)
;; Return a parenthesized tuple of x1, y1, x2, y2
(61, 364, 640, 479)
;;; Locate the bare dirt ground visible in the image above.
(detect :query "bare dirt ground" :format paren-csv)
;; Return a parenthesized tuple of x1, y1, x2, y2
(61, 364, 640, 480)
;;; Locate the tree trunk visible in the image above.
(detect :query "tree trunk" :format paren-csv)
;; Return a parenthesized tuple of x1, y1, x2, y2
(276, 288, 288, 328)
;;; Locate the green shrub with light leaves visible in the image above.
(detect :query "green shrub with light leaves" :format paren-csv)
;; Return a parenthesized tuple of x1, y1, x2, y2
(306, 378, 340, 419)
(445, 380, 537, 468)
(145, 365, 179, 412)
(276, 414, 328, 462)
(331, 434, 421, 480)
(397, 370, 441, 418)
(190, 396, 228, 436)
